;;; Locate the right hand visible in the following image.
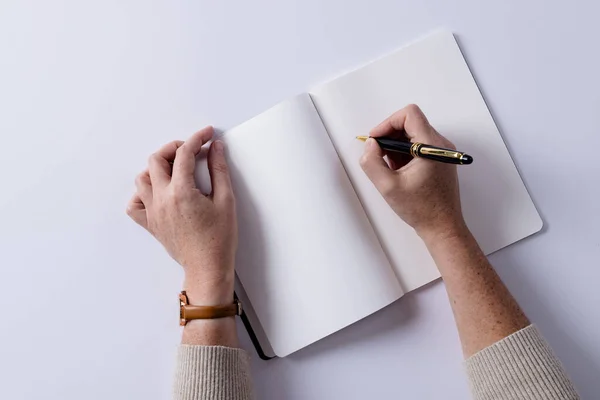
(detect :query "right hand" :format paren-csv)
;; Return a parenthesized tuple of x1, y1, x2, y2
(360, 104, 466, 240)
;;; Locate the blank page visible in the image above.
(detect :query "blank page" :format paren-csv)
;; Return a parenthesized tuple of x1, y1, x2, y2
(211, 93, 403, 357)
(310, 31, 543, 292)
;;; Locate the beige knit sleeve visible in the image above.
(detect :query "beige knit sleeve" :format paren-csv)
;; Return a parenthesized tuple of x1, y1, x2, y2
(466, 325, 579, 400)
(173, 345, 254, 400)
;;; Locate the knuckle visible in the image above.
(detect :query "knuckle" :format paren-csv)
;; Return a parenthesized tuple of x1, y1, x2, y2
(212, 161, 229, 175)
(359, 154, 370, 168)
(169, 185, 189, 204)
(148, 153, 159, 164)
(379, 179, 397, 197)
(168, 187, 183, 202)
(435, 131, 456, 150)
(220, 190, 235, 205)
(176, 144, 188, 156)
(405, 104, 421, 114)
(405, 104, 428, 123)
(135, 173, 146, 185)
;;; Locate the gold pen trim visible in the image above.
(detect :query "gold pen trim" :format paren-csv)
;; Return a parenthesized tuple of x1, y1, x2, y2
(419, 146, 464, 160)
(410, 142, 423, 158)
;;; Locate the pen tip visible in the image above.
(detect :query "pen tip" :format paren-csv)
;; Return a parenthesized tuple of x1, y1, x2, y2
(356, 136, 369, 142)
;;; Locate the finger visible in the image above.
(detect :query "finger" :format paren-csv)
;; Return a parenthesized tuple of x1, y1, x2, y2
(135, 170, 153, 206)
(388, 156, 398, 171)
(360, 138, 398, 193)
(370, 104, 434, 143)
(126, 194, 148, 229)
(386, 152, 412, 170)
(172, 126, 214, 187)
(148, 140, 184, 188)
(208, 140, 234, 204)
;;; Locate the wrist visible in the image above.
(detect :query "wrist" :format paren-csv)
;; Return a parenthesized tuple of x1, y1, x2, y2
(181, 272, 239, 347)
(417, 218, 470, 246)
(183, 273, 235, 305)
(182, 318, 239, 346)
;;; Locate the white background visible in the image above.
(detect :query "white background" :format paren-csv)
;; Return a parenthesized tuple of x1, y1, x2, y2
(1, 1, 599, 399)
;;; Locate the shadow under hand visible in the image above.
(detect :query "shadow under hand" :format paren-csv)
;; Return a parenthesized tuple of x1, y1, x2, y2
(226, 160, 297, 398)
(292, 287, 418, 361)
(247, 286, 420, 400)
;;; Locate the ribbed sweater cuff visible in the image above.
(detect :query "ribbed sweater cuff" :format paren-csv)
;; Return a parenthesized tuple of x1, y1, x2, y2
(173, 345, 254, 400)
(466, 325, 579, 400)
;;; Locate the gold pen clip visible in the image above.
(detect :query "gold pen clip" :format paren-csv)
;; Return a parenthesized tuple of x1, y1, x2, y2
(418, 146, 463, 160)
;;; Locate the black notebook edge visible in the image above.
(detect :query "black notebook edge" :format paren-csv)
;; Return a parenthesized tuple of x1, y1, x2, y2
(234, 291, 276, 360)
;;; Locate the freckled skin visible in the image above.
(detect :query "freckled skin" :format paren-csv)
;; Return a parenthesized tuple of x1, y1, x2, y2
(128, 106, 530, 357)
(423, 227, 528, 356)
(127, 126, 239, 347)
(361, 105, 528, 357)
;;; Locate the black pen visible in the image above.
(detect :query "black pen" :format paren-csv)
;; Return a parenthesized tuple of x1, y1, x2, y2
(356, 136, 473, 165)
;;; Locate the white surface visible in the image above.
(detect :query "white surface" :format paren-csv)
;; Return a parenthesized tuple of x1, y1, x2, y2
(206, 30, 545, 358)
(311, 31, 542, 292)
(0, 1, 599, 399)
(210, 93, 402, 357)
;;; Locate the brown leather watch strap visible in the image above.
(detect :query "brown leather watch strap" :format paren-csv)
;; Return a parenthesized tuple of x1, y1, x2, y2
(179, 291, 242, 326)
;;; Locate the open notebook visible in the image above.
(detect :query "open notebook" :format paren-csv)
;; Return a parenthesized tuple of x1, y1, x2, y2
(195, 31, 542, 358)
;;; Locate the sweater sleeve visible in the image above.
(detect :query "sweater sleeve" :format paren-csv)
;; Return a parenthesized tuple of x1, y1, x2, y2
(466, 325, 579, 400)
(173, 345, 254, 400)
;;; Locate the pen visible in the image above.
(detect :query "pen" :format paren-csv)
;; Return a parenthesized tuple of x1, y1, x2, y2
(356, 136, 473, 165)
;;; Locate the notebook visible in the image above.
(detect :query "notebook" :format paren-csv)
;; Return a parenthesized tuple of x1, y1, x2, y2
(195, 31, 543, 358)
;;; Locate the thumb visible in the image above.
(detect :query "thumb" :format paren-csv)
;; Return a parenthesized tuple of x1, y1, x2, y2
(208, 140, 234, 204)
(360, 138, 397, 192)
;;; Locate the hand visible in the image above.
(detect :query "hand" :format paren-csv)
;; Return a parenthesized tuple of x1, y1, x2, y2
(360, 104, 466, 241)
(126, 126, 237, 305)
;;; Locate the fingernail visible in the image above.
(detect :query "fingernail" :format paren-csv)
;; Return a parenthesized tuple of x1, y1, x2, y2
(366, 138, 377, 149)
(213, 140, 224, 154)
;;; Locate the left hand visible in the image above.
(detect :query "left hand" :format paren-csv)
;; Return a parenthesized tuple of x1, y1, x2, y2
(126, 126, 238, 305)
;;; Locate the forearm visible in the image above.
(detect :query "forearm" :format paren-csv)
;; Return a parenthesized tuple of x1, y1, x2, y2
(359, 105, 577, 397)
(421, 225, 529, 357)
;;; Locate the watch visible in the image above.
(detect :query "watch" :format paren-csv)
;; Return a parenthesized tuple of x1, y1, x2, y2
(179, 291, 242, 326)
